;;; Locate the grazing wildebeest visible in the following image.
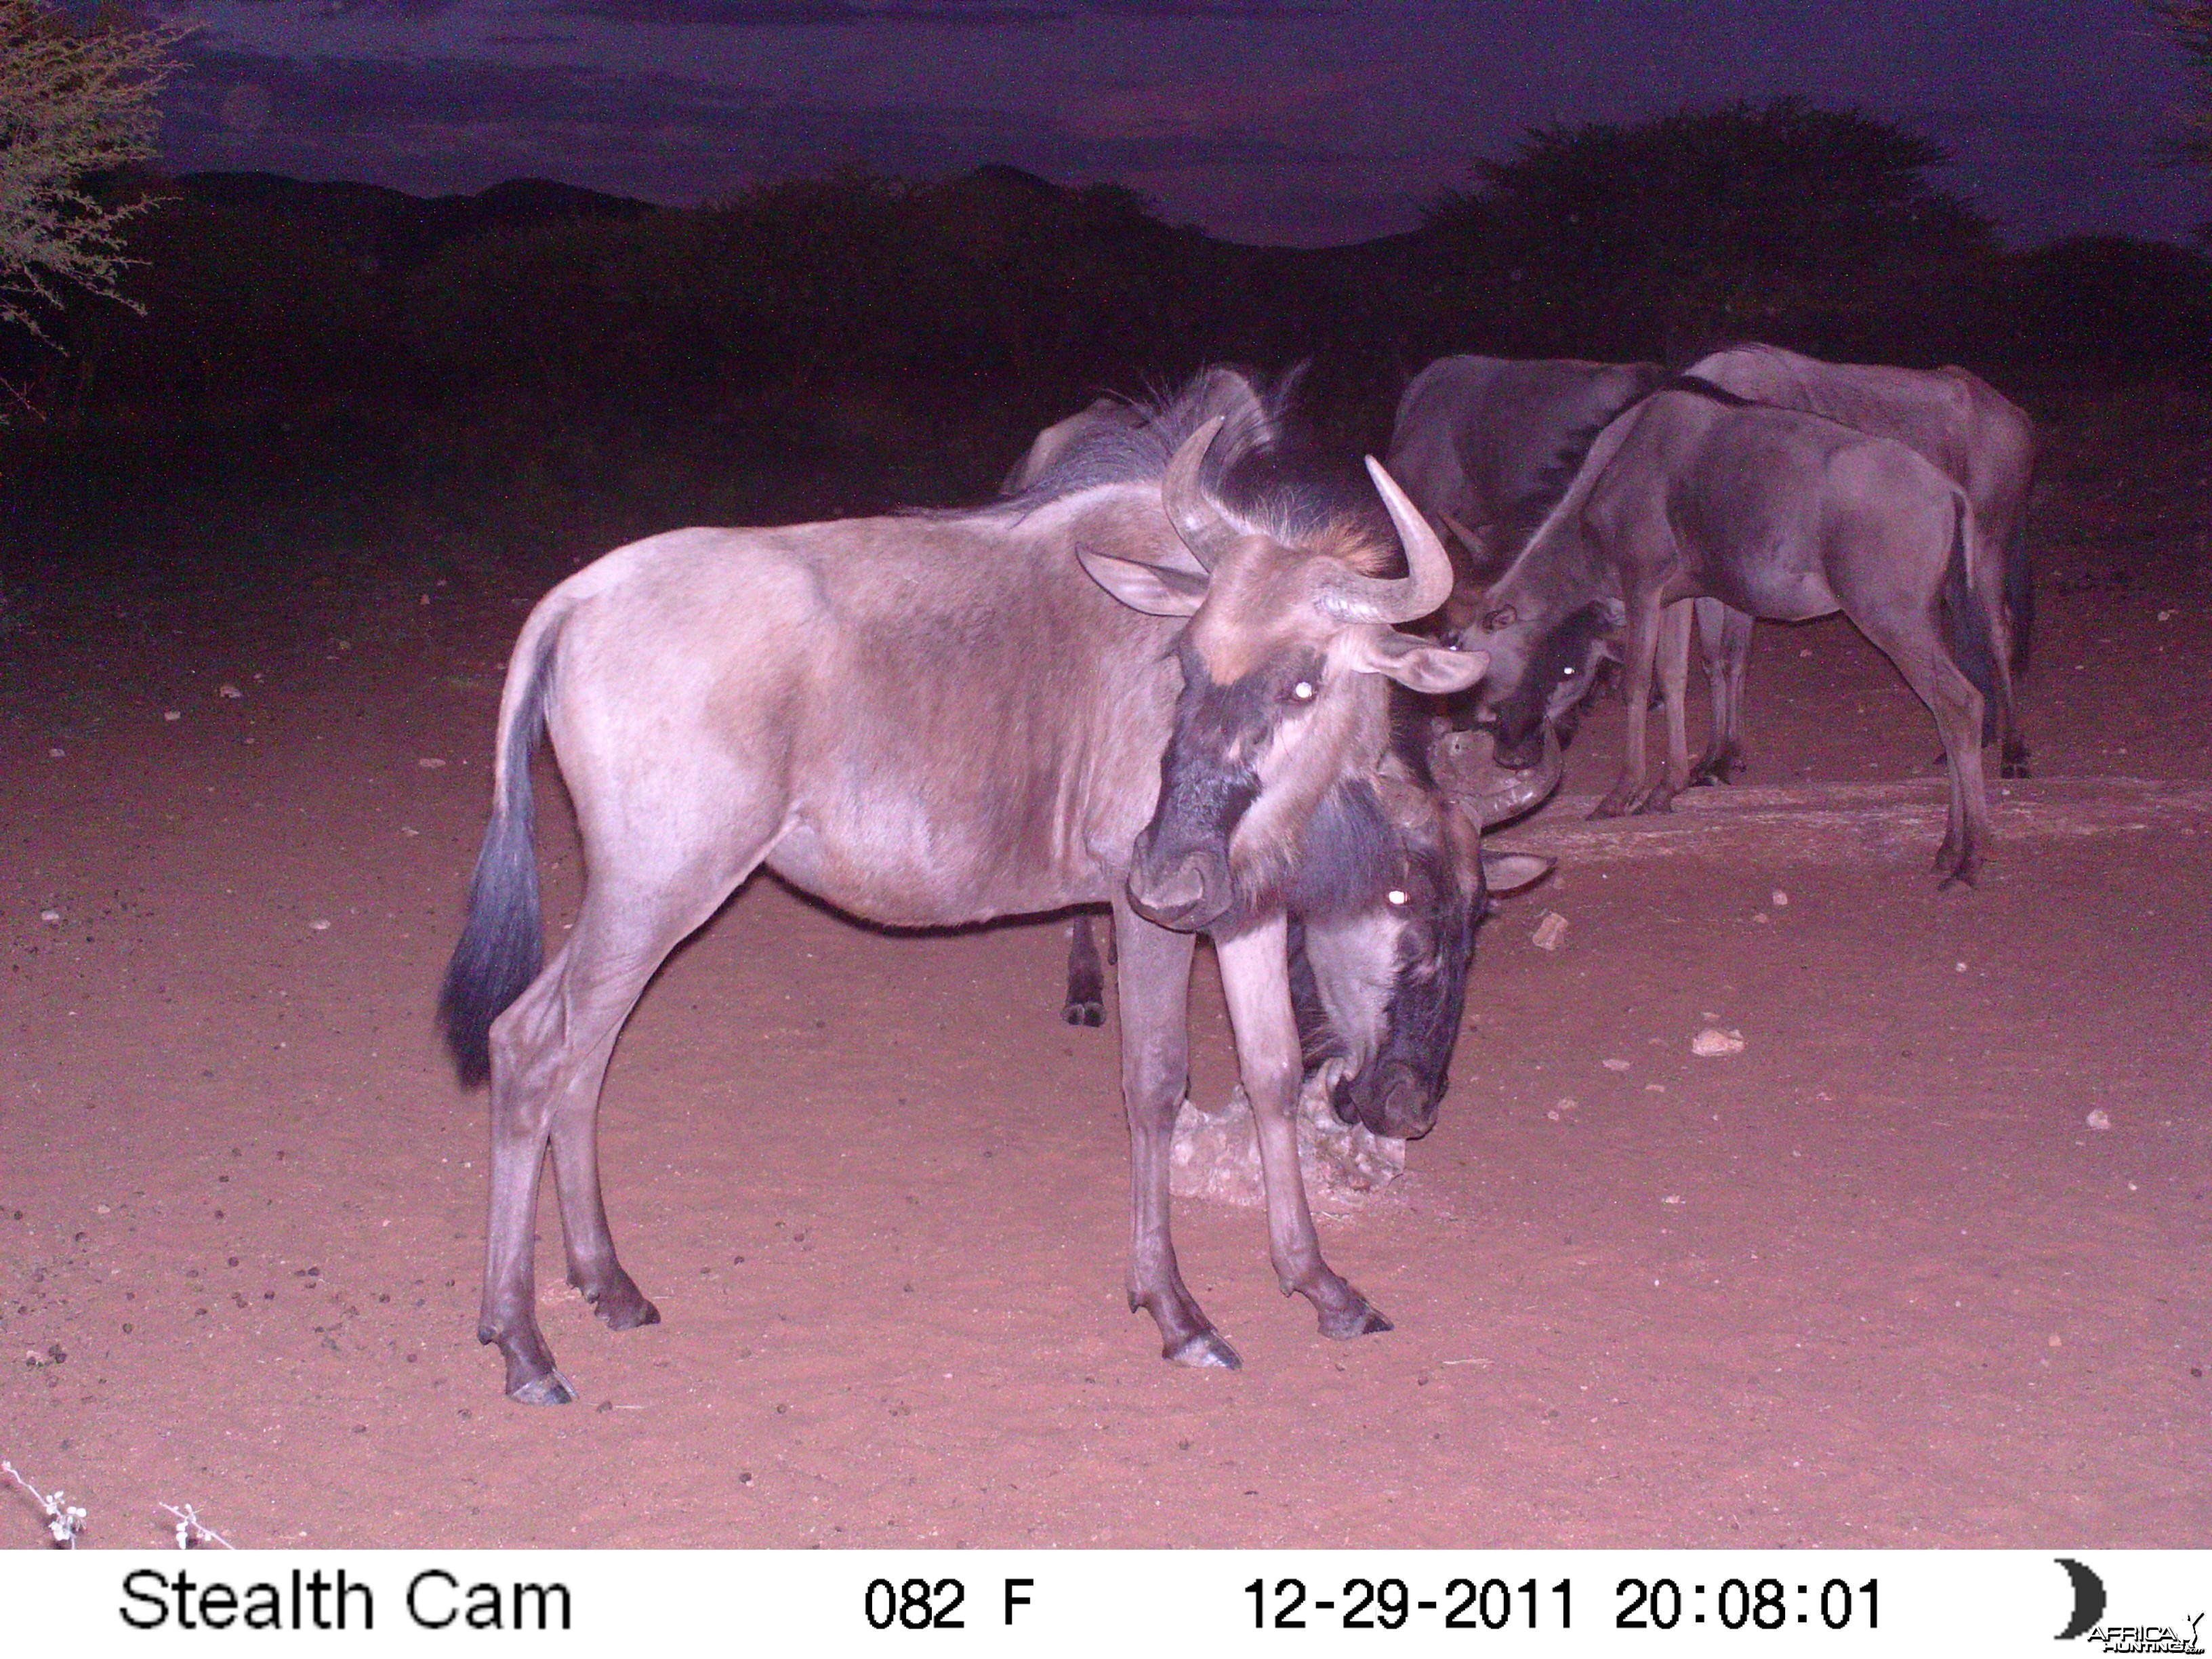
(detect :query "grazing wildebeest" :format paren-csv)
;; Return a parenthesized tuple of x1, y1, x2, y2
(1458, 377, 2011, 886)
(1008, 399, 1557, 1109)
(1679, 343, 2039, 780)
(1383, 354, 1664, 632)
(1054, 689, 1556, 1132)
(440, 369, 1493, 1400)
(1286, 722, 1554, 1133)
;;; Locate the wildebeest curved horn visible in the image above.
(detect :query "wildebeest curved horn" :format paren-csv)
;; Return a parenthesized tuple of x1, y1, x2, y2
(1162, 415, 1238, 571)
(1317, 459, 1459, 626)
(1430, 723, 1563, 828)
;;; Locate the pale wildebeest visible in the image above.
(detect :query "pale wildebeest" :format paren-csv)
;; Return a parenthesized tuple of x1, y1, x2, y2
(440, 370, 1494, 1401)
(1677, 343, 2039, 781)
(1383, 354, 1664, 632)
(1458, 377, 2011, 887)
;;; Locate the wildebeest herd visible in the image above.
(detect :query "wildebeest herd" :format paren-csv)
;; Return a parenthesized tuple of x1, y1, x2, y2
(441, 346, 2036, 1403)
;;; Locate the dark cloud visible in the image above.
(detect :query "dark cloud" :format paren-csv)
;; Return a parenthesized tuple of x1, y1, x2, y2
(146, 0, 2203, 246)
(160, 39, 1330, 216)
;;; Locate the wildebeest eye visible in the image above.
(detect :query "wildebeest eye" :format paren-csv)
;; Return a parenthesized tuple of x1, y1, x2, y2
(1561, 664, 1576, 676)
(1290, 680, 1316, 703)
(1386, 888, 1409, 907)
(1483, 605, 1518, 632)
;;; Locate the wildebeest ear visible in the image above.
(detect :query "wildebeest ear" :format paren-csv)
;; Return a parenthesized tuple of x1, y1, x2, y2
(1076, 548, 1210, 617)
(1479, 852, 1553, 895)
(1347, 630, 1489, 695)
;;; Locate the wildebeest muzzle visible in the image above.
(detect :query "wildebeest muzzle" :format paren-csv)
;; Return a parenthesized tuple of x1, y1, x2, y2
(1126, 738, 1258, 932)
(1332, 1057, 1440, 1140)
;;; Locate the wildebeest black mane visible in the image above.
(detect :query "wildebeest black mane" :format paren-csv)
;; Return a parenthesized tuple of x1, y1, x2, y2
(994, 365, 1292, 506)
(975, 365, 1400, 571)
(1654, 371, 1759, 409)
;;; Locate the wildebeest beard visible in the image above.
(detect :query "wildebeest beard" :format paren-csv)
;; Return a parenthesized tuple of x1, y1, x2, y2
(1271, 779, 1399, 920)
(1486, 599, 1616, 768)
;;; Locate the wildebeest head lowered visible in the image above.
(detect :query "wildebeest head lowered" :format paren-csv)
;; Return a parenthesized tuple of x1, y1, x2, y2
(1078, 420, 1490, 935)
(1057, 697, 1557, 1140)
(1468, 593, 1623, 771)
(1293, 723, 1554, 1139)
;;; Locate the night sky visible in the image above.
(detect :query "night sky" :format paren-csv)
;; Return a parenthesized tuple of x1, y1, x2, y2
(142, 0, 2205, 249)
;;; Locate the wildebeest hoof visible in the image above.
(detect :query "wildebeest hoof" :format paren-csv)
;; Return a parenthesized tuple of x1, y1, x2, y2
(1935, 845, 1980, 889)
(575, 1270, 661, 1330)
(1587, 798, 1626, 821)
(596, 1294, 661, 1331)
(508, 1368, 579, 1406)
(1633, 791, 1675, 816)
(1166, 1330, 1242, 1369)
(1062, 1000, 1105, 1027)
(1317, 1300, 1393, 1340)
(2001, 760, 2032, 781)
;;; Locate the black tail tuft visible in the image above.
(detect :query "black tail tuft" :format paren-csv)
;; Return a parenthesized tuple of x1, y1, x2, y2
(437, 631, 556, 1086)
(1937, 496, 2005, 748)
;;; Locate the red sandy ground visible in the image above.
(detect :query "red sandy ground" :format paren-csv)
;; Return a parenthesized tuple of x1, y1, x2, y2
(3, 401, 2207, 1549)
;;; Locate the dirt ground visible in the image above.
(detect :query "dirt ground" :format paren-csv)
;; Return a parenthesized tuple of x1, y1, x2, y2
(3, 406, 2208, 1551)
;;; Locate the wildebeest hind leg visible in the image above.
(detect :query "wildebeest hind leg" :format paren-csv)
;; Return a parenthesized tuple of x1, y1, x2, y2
(1216, 918, 1391, 1342)
(1689, 600, 1751, 785)
(1062, 913, 1106, 1026)
(482, 857, 764, 1403)
(1111, 901, 1233, 1366)
(1851, 617, 1990, 888)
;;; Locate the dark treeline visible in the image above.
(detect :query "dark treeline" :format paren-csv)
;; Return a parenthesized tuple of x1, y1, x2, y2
(3, 100, 2206, 579)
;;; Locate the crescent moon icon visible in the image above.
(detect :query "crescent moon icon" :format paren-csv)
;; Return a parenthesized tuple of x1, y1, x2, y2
(2055, 1557, 2106, 1641)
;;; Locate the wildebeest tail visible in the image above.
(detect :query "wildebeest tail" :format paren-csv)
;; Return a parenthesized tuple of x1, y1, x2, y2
(438, 621, 560, 1087)
(1937, 494, 2006, 748)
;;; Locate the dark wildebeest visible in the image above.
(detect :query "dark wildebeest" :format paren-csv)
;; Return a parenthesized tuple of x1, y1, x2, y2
(1057, 684, 1556, 1129)
(1383, 354, 1664, 632)
(1673, 343, 2039, 782)
(1006, 397, 1557, 1127)
(440, 370, 1497, 1401)
(1458, 377, 2011, 887)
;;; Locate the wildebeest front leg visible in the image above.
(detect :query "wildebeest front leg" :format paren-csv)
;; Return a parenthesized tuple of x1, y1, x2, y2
(1215, 918, 1391, 1342)
(1593, 596, 1670, 817)
(1652, 600, 1695, 806)
(1111, 900, 1233, 1366)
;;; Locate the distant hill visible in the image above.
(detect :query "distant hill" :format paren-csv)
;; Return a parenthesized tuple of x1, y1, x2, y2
(175, 172, 661, 273)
